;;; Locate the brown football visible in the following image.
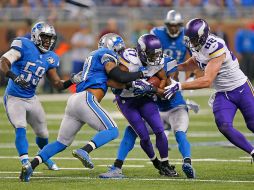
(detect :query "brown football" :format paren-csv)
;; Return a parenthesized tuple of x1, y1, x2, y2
(147, 76, 161, 88)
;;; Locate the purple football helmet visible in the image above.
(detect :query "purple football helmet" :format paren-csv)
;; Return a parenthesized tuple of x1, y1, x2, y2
(137, 34, 162, 66)
(184, 18, 210, 51)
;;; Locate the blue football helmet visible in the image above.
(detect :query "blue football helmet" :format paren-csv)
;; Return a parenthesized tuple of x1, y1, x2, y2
(31, 21, 57, 53)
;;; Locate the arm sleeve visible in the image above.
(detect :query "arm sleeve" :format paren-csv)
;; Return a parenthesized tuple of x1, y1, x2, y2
(2, 48, 21, 64)
(108, 66, 142, 83)
(10, 39, 24, 57)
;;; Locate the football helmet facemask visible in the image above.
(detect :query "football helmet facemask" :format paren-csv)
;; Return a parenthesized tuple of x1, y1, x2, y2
(31, 21, 57, 53)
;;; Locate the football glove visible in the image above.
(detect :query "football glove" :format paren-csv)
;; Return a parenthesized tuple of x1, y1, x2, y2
(164, 78, 181, 99)
(14, 75, 30, 89)
(70, 71, 83, 84)
(132, 79, 156, 96)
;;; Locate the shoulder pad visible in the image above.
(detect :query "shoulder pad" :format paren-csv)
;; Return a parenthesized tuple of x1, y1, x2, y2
(205, 36, 226, 59)
(122, 48, 140, 65)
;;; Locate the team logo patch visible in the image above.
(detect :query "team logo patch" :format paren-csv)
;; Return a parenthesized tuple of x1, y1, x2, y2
(47, 57, 55, 64)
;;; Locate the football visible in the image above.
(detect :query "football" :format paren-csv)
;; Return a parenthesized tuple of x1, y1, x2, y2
(147, 76, 161, 88)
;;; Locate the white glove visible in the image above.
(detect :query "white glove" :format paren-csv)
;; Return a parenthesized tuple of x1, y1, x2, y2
(164, 78, 182, 99)
(186, 99, 200, 114)
(71, 71, 83, 84)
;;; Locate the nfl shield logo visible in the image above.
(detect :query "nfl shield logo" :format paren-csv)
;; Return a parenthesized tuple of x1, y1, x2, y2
(47, 57, 55, 64)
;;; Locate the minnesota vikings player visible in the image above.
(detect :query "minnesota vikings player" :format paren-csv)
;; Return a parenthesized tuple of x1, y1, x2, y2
(164, 18, 254, 161)
(100, 34, 179, 178)
(0, 21, 82, 177)
(20, 33, 152, 182)
(150, 10, 196, 178)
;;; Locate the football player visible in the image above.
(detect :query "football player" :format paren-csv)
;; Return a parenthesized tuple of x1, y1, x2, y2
(20, 33, 152, 182)
(164, 18, 254, 162)
(151, 10, 197, 178)
(99, 33, 196, 179)
(0, 21, 82, 177)
(100, 34, 179, 178)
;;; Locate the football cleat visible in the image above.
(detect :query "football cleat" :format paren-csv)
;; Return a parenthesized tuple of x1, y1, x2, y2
(20, 161, 33, 182)
(182, 163, 196, 178)
(72, 149, 94, 169)
(44, 159, 59, 171)
(99, 166, 125, 178)
(159, 164, 179, 177)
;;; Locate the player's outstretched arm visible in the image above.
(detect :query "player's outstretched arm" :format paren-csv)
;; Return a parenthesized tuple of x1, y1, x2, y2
(178, 57, 199, 71)
(46, 68, 74, 90)
(181, 53, 225, 90)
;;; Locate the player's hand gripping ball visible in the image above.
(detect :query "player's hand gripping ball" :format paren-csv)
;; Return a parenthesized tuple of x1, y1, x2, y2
(147, 76, 161, 88)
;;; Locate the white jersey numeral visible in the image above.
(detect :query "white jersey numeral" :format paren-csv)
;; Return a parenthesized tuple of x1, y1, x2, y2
(21, 62, 45, 86)
(82, 56, 92, 81)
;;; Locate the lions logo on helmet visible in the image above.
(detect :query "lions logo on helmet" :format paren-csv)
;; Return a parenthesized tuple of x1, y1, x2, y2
(31, 21, 57, 53)
(98, 33, 125, 54)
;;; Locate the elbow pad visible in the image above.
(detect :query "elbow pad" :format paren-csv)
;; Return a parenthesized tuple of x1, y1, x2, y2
(108, 66, 142, 83)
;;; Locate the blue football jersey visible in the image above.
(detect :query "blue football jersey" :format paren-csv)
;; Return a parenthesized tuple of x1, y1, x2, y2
(151, 26, 187, 63)
(76, 48, 119, 93)
(5, 37, 59, 98)
(157, 56, 186, 111)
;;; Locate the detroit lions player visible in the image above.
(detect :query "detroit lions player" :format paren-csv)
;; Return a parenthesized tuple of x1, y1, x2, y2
(100, 34, 179, 178)
(0, 21, 81, 178)
(20, 33, 152, 182)
(164, 18, 254, 162)
(150, 10, 196, 178)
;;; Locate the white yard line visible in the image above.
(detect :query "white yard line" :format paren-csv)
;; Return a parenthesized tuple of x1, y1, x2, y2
(0, 156, 251, 163)
(0, 176, 253, 183)
(0, 89, 213, 103)
(0, 171, 42, 174)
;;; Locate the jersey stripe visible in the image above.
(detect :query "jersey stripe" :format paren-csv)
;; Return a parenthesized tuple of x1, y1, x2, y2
(86, 92, 116, 129)
(209, 48, 225, 58)
(247, 80, 254, 96)
(3, 95, 16, 128)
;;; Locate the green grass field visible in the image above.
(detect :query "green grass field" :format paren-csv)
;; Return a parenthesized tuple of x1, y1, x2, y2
(0, 90, 254, 190)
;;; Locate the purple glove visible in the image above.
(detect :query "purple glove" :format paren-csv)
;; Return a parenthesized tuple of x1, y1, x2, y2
(132, 79, 156, 96)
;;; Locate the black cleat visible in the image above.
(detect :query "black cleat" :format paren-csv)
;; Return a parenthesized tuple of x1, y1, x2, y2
(159, 164, 179, 177)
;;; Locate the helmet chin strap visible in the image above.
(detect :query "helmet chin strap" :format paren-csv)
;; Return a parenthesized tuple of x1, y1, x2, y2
(166, 27, 180, 38)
